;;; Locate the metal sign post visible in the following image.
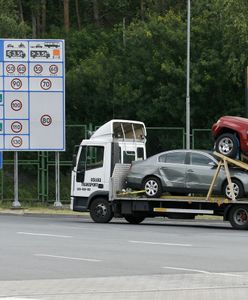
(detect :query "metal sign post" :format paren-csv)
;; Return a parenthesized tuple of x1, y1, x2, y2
(12, 151, 21, 208)
(54, 152, 62, 207)
(186, 0, 191, 149)
(245, 66, 248, 118)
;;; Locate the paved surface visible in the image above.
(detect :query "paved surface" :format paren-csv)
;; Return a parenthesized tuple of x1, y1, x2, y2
(1, 214, 248, 299)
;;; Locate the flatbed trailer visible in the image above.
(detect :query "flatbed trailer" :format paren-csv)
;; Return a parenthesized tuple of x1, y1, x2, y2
(94, 152, 248, 230)
(71, 120, 248, 230)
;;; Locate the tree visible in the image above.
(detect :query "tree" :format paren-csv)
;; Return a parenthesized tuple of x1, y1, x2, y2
(64, 0, 70, 32)
(0, 0, 29, 38)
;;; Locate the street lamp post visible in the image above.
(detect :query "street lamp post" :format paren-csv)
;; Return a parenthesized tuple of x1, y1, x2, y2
(186, 0, 191, 149)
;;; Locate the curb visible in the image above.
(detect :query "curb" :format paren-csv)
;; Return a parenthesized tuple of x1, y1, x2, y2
(0, 209, 89, 218)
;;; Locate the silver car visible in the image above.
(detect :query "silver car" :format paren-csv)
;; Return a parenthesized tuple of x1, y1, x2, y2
(126, 149, 248, 199)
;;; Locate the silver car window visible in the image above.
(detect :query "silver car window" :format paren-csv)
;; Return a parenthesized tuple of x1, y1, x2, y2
(159, 152, 185, 164)
(191, 153, 213, 166)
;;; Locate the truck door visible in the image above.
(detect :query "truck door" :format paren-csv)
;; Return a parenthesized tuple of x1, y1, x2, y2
(74, 145, 107, 198)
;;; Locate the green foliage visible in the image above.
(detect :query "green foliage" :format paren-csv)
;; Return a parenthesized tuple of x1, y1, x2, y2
(0, 0, 29, 38)
(0, 0, 247, 128)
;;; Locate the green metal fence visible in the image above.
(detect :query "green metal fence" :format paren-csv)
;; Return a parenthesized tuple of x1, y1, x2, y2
(0, 125, 213, 205)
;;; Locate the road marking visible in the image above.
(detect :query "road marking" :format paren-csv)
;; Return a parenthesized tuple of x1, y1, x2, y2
(163, 266, 243, 277)
(34, 254, 101, 262)
(17, 232, 72, 238)
(129, 240, 192, 247)
(163, 266, 211, 274)
(1, 298, 38, 300)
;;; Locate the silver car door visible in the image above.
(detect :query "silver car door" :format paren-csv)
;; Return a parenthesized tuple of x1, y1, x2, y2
(159, 151, 186, 188)
(186, 152, 218, 191)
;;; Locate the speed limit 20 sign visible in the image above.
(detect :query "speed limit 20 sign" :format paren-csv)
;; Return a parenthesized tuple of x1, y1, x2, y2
(0, 38, 65, 151)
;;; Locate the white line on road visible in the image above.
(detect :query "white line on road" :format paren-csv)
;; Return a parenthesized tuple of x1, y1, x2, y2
(17, 232, 72, 238)
(163, 266, 243, 277)
(163, 266, 211, 274)
(1, 298, 38, 300)
(34, 254, 101, 262)
(129, 240, 192, 247)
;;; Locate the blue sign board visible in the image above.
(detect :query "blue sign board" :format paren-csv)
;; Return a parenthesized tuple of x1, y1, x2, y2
(0, 39, 65, 151)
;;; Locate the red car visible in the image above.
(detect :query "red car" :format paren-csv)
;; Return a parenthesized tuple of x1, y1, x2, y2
(212, 116, 248, 158)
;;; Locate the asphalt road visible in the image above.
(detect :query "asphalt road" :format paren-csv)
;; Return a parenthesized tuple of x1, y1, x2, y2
(1, 214, 248, 299)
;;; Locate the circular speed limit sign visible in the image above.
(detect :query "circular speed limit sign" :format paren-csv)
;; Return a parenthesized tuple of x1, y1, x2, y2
(40, 78, 52, 90)
(11, 136, 23, 148)
(40, 114, 52, 126)
(11, 78, 22, 90)
(49, 64, 59, 74)
(33, 64, 43, 74)
(17, 64, 26, 74)
(11, 99, 22, 111)
(11, 121, 22, 133)
(6, 64, 15, 74)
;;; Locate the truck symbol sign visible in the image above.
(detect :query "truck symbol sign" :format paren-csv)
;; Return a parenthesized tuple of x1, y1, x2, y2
(30, 50, 50, 59)
(6, 50, 26, 59)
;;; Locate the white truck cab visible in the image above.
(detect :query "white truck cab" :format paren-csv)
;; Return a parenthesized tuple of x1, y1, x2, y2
(70, 119, 147, 214)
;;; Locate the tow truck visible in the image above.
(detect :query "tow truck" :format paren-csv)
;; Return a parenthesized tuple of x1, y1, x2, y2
(70, 119, 248, 230)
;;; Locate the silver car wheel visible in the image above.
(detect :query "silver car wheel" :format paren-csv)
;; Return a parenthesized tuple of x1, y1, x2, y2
(225, 183, 239, 199)
(145, 179, 158, 197)
(218, 137, 234, 155)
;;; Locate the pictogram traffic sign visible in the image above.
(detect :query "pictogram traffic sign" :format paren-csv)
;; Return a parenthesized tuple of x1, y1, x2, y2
(0, 38, 65, 151)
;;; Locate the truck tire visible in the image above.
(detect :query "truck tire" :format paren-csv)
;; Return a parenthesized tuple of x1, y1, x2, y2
(124, 215, 145, 224)
(90, 198, 113, 223)
(215, 133, 239, 158)
(143, 176, 162, 198)
(229, 205, 248, 230)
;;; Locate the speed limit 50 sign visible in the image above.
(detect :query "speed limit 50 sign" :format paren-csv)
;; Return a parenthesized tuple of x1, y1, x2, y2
(0, 39, 65, 151)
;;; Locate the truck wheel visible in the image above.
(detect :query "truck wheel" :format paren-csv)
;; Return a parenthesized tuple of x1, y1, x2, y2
(143, 176, 162, 198)
(215, 133, 238, 158)
(124, 215, 145, 224)
(90, 198, 113, 223)
(223, 179, 244, 199)
(229, 205, 248, 230)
